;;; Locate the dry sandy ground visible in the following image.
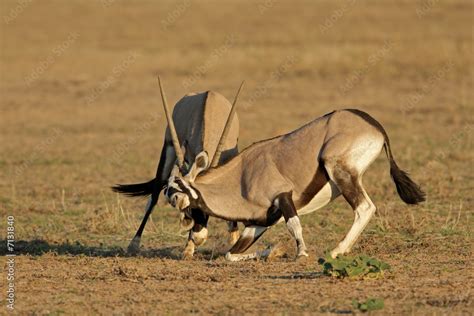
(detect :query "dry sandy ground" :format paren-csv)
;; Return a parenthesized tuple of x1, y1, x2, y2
(0, 0, 472, 314)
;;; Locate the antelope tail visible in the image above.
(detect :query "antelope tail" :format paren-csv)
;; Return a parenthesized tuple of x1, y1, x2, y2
(111, 178, 156, 197)
(383, 138, 426, 205)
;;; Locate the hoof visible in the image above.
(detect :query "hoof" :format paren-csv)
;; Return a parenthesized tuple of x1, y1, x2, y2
(182, 240, 195, 260)
(330, 248, 343, 259)
(127, 237, 141, 255)
(225, 252, 235, 262)
(181, 251, 194, 260)
(296, 253, 309, 262)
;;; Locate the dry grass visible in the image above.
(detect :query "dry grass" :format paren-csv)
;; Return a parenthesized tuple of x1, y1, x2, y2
(0, 0, 472, 314)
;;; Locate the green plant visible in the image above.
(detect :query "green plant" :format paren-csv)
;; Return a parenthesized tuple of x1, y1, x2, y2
(318, 254, 390, 279)
(352, 298, 384, 312)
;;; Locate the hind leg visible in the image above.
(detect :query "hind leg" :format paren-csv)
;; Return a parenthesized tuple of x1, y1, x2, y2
(325, 162, 376, 258)
(128, 143, 176, 255)
(320, 132, 383, 258)
(127, 194, 158, 254)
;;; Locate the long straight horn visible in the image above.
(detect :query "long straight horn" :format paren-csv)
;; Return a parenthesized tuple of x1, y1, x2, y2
(158, 76, 184, 168)
(210, 81, 244, 168)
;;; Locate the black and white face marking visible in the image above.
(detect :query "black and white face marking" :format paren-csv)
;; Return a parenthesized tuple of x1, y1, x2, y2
(165, 176, 198, 211)
(165, 151, 208, 214)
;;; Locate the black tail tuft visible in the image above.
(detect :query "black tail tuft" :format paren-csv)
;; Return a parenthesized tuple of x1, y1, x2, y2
(389, 159, 425, 204)
(111, 178, 156, 197)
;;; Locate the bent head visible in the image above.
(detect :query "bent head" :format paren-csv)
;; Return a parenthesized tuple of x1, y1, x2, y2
(165, 151, 210, 219)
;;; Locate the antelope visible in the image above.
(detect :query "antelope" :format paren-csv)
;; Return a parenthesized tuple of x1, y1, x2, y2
(164, 108, 425, 261)
(112, 78, 243, 258)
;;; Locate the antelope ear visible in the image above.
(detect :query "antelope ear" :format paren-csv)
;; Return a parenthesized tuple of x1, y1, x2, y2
(186, 151, 209, 182)
(195, 151, 209, 171)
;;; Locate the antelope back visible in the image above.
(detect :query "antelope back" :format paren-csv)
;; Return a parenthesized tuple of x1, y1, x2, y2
(193, 110, 386, 219)
(165, 92, 205, 163)
(166, 91, 239, 165)
(202, 91, 239, 164)
(192, 114, 334, 218)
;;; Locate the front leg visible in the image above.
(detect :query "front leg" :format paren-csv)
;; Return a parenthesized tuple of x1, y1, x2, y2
(277, 191, 309, 258)
(182, 208, 209, 259)
(225, 225, 267, 261)
(227, 221, 240, 246)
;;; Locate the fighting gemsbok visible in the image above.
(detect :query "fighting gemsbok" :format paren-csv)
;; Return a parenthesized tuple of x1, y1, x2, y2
(164, 109, 425, 261)
(112, 78, 243, 258)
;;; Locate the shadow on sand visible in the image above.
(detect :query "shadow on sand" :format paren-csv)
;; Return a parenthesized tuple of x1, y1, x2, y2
(0, 239, 187, 259)
(264, 271, 324, 280)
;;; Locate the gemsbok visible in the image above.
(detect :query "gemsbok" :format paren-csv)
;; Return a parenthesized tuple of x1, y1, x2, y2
(112, 78, 243, 258)
(164, 109, 425, 261)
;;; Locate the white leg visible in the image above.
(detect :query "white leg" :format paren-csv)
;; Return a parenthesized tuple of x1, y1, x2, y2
(331, 192, 376, 258)
(287, 216, 308, 257)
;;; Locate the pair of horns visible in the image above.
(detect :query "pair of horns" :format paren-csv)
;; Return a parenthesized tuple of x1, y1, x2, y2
(157, 76, 244, 170)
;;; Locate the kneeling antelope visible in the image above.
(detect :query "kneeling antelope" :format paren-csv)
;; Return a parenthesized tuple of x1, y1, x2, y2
(112, 78, 243, 258)
(165, 109, 425, 261)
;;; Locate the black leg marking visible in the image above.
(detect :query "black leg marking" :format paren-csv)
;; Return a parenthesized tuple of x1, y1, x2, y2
(330, 164, 364, 209)
(190, 208, 209, 231)
(127, 193, 158, 254)
(277, 191, 297, 221)
(188, 208, 209, 247)
(227, 221, 238, 232)
(134, 194, 158, 239)
(294, 165, 329, 208)
(276, 191, 308, 258)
